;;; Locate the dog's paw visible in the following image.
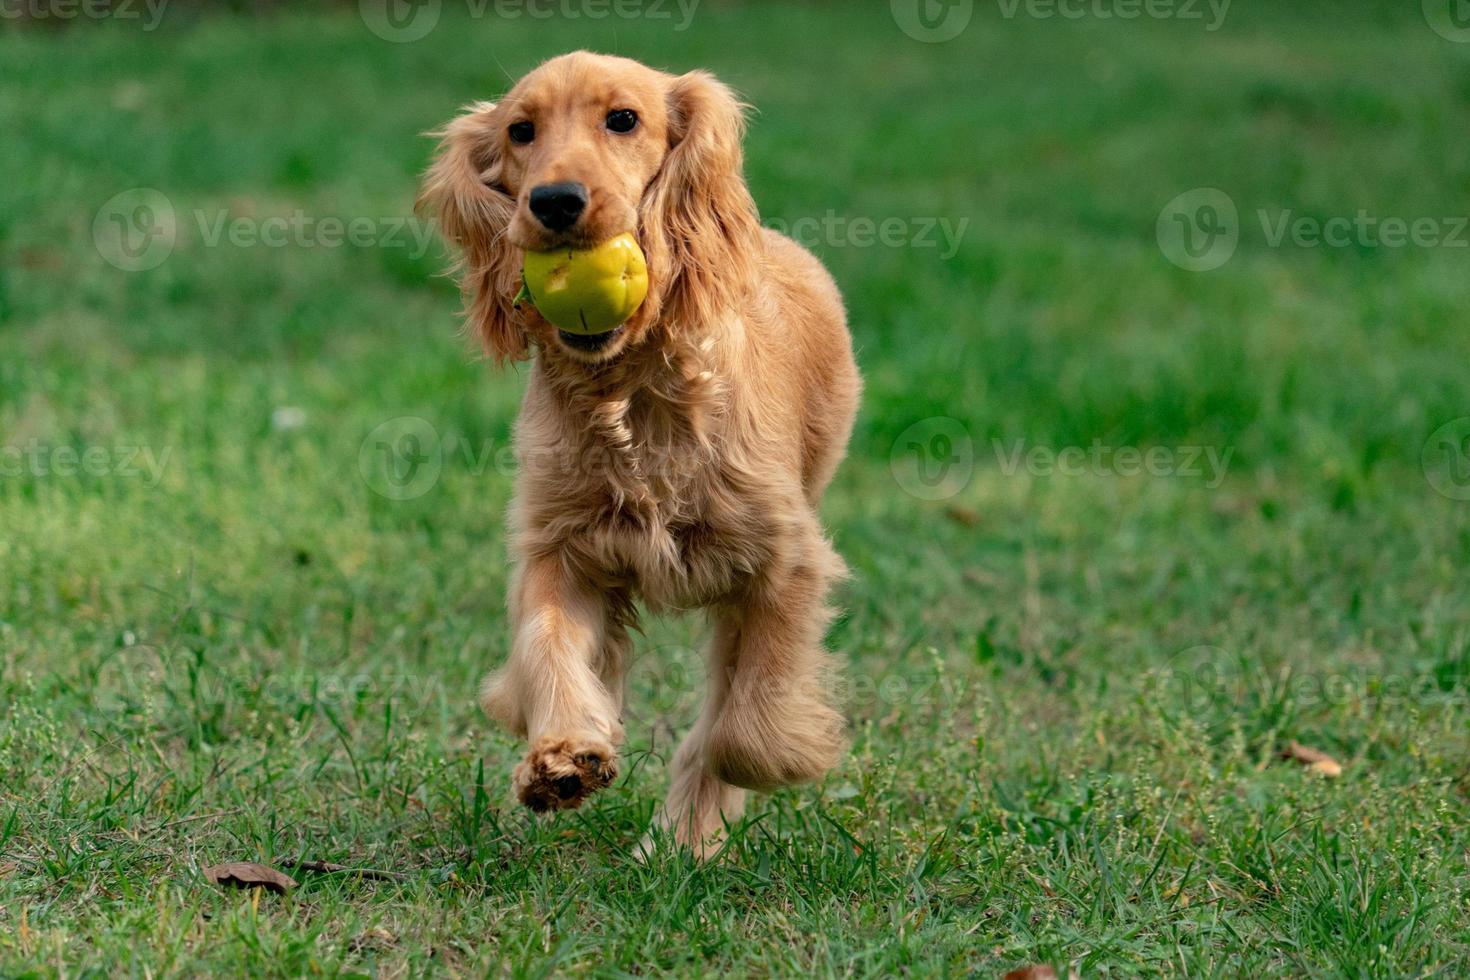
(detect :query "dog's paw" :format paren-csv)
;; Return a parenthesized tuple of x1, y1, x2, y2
(513, 735, 618, 812)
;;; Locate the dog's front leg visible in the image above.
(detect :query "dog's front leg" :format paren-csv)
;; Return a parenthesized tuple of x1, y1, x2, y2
(480, 556, 623, 812)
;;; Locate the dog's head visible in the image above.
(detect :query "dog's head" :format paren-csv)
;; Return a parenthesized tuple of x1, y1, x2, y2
(419, 52, 760, 364)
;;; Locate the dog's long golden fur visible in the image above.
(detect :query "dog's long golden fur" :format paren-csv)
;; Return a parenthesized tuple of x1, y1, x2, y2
(419, 51, 860, 856)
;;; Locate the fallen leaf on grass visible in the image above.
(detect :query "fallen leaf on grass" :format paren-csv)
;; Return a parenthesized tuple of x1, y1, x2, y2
(945, 504, 982, 527)
(1003, 966, 1057, 980)
(0, 861, 18, 879)
(1004, 966, 1080, 980)
(1281, 741, 1343, 777)
(203, 862, 297, 894)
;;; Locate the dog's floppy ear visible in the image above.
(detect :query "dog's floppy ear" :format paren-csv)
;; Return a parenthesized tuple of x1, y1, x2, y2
(639, 71, 761, 330)
(418, 102, 527, 363)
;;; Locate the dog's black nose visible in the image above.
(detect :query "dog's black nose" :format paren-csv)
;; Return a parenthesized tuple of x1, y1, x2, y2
(528, 182, 588, 232)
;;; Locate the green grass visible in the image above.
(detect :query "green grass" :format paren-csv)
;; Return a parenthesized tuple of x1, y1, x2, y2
(3, 1, 1470, 975)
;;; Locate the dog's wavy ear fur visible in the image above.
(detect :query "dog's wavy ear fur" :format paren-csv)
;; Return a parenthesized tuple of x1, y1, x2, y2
(639, 72, 762, 332)
(418, 102, 527, 362)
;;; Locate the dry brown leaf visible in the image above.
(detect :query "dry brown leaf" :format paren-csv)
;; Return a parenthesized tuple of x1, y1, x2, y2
(945, 504, 982, 527)
(0, 861, 18, 879)
(1003, 966, 1058, 980)
(203, 861, 297, 894)
(1281, 741, 1343, 777)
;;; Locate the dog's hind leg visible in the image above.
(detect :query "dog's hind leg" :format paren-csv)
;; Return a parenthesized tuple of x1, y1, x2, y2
(643, 524, 847, 860)
(641, 617, 748, 861)
(480, 557, 625, 812)
(702, 520, 847, 794)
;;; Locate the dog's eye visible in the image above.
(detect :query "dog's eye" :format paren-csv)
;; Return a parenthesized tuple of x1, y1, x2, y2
(605, 109, 638, 134)
(508, 121, 535, 145)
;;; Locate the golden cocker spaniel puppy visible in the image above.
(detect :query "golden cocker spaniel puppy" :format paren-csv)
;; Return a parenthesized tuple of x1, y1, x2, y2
(420, 51, 860, 857)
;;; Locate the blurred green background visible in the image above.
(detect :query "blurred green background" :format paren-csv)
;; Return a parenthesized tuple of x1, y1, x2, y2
(2, 1, 1469, 975)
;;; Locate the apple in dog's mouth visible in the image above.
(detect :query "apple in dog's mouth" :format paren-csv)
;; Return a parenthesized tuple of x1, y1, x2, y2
(519, 232, 648, 337)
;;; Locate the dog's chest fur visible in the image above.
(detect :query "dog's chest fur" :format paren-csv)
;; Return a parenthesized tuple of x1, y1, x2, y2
(517, 351, 775, 610)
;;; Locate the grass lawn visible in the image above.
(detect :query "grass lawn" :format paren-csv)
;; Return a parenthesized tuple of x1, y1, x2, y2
(3, 1, 1470, 974)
